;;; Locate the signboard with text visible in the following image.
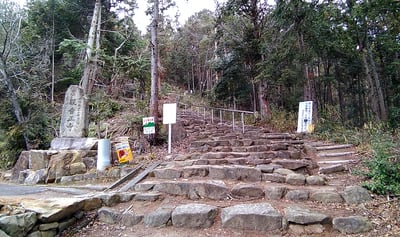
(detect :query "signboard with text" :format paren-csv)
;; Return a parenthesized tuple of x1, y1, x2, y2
(143, 117, 155, 135)
(297, 101, 313, 133)
(163, 103, 177, 124)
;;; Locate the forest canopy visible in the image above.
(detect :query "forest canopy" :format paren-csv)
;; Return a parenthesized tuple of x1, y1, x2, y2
(0, 0, 399, 168)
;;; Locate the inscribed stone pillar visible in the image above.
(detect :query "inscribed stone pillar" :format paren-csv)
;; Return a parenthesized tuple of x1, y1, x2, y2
(60, 85, 88, 137)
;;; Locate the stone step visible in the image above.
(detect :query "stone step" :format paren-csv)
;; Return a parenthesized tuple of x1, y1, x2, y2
(189, 145, 289, 153)
(96, 200, 372, 235)
(150, 164, 323, 186)
(318, 159, 358, 165)
(189, 149, 301, 160)
(133, 179, 372, 206)
(315, 144, 353, 151)
(318, 151, 355, 157)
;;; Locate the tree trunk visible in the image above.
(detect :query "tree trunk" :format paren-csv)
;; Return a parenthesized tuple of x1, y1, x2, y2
(80, 0, 101, 95)
(367, 46, 387, 121)
(1, 66, 30, 150)
(150, 0, 159, 142)
(361, 49, 380, 121)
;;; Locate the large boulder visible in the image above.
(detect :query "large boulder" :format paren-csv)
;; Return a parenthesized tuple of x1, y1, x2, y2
(24, 169, 47, 185)
(11, 151, 30, 181)
(46, 151, 87, 182)
(29, 150, 51, 171)
(0, 212, 37, 237)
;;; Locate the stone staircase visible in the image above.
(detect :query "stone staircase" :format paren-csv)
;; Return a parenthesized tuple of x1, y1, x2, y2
(0, 110, 373, 237)
(91, 110, 373, 236)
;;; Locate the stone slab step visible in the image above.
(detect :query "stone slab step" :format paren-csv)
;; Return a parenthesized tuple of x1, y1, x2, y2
(151, 164, 321, 185)
(315, 144, 353, 151)
(318, 151, 355, 157)
(96, 201, 372, 235)
(317, 160, 358, 165)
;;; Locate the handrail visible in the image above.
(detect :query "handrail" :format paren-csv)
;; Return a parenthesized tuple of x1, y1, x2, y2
(177, 102, 255, 133)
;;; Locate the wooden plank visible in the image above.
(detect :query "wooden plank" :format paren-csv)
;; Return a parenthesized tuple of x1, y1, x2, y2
(118, 161, 162, 192)
(104, 164, 143, 191)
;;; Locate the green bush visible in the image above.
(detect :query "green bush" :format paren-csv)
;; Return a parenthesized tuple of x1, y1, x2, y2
(361, 130, 400, 196)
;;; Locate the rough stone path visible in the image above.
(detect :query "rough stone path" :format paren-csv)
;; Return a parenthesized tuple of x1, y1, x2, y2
(0, 110, 375, 237)
(83, 110, 373, 236)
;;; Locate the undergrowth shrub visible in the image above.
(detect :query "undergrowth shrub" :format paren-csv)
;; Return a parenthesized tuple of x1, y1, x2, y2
(361, 128, 400, 196)
(266, 107, 297, 132)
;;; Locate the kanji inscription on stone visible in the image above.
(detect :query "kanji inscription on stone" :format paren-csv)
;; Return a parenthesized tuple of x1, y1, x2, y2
(60, 85, 88, 138)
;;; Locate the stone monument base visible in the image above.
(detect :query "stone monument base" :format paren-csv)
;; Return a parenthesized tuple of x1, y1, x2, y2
(50, 137, 98, 150)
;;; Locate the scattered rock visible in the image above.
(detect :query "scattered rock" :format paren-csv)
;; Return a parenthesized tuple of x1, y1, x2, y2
(341, 186, 372, 204)
(98, 207, 119, 224)
(333, 216, 372, 234)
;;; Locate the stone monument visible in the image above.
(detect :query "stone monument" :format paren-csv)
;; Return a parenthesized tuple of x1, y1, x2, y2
(60, 85, 88, 137)
(50, 85, 95, 150)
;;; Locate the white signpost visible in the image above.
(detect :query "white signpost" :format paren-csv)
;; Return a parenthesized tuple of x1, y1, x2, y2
(297, 101, 313, 133)
(143, 117, 155, 135)
(163, 103, 177, 154)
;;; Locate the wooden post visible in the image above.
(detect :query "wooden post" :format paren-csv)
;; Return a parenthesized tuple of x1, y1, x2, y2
(232, 111, 235, 130)
(241, 112, 244, 133)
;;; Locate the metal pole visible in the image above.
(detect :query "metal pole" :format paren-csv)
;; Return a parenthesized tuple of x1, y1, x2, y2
(220, 110, 222, 124)
(241, 112, 244, 133)
(203, 107, 206, 122)
(211, 109, 214, 124)
(168, 123, 172, 153)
